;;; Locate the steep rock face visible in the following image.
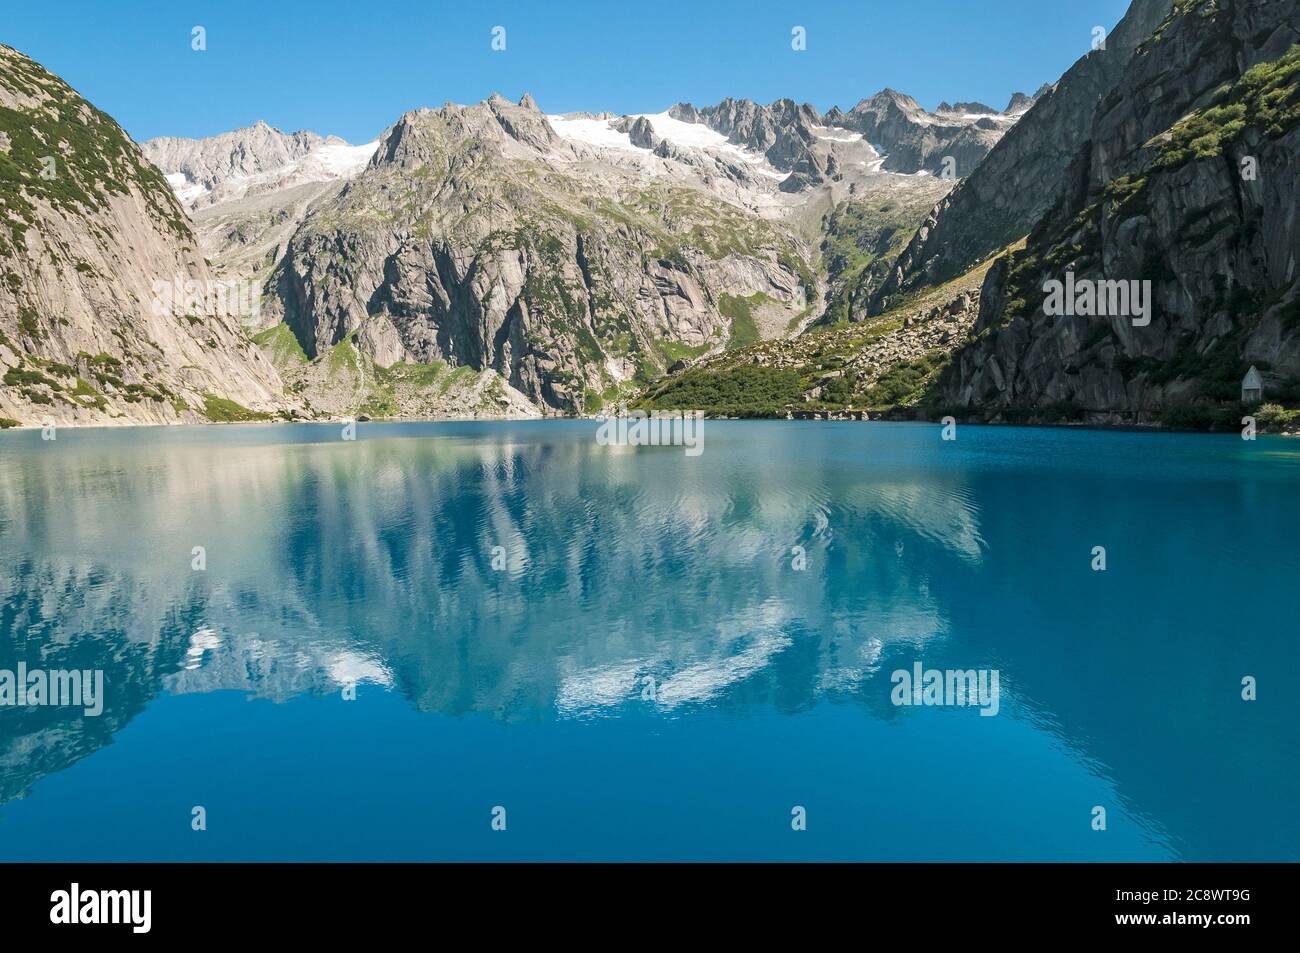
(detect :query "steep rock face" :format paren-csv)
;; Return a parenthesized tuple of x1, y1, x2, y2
(871, 0, 1174, 311)
(941, 0, 1300, 420)
(265, 94, 813, 413)
(0, 45, 289, 426)
(619, 115, 659, 149)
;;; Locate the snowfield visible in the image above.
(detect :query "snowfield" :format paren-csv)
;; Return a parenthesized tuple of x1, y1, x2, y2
(547, 109, 789, 181)
(310, 138, 380, 176)
(163, 137, 379, 206)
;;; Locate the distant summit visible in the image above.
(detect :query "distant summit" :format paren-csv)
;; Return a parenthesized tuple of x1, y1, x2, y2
(936, 101, 997, 115)
(142, 122, 378, 209)
(1005, 83, 1052, 113)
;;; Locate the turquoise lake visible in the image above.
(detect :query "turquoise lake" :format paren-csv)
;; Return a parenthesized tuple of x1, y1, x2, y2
(0, 420, 1296, 861)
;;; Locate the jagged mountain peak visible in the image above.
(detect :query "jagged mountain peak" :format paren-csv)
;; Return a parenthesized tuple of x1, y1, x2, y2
(857, 87, 926, 112)
(153, 119, 324, 150)
(142, 119, 376, 209)
(936, 100, 997, 115)
(828, 86, 1025, 177)
(1005, 84, 1052, 113)
(376, 93, 560, 167)
(1004, 92, 1032, 112)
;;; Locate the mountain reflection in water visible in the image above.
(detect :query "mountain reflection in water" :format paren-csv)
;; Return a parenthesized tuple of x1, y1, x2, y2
(1, 421, 1296, 861)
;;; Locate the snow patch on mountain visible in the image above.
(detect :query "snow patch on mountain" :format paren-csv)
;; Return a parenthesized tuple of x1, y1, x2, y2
(547, 108, 787, 180)
(311, 138, 379, 176)
(143, 122, 378, 210)
(546, 114, 639, 151)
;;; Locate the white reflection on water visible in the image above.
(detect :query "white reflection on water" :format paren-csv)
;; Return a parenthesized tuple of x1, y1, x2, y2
(4, 423, 1300, 860)
(0, 427, 980, 717)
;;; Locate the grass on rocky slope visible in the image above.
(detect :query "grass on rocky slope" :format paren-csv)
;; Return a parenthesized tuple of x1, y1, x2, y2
(816, 194, 940, 327)
(251, 323, 309, 368)
(659, 339, 711, 365)
(202, 394, 271, 422)
(719, 292, 767, 349)
(0, 45, 190, 256)
(1150, 42, 1300, 171)
(634, 255, 999, 417)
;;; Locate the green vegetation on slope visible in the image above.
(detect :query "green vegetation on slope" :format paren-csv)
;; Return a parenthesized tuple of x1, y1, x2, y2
(1151, 43, 1300, 171)
(0, 46, 190, 256)
(863, 352, 951, 407)
(635, 364, 804, 417)
(69, 376, 107, 410)
(202, 394, 271, 422)
(817, 197, 926, 326)
(719, 292, 768, 349)
(658, 339, 712, 365)
(634, 253, 998, 417)
(252, 322, 309, 367)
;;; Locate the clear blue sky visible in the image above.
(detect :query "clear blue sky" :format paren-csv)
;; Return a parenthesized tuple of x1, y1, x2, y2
(4, 0, 1133, 143)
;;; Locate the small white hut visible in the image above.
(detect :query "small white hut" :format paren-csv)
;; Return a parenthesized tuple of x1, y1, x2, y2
(1241, 365, 1264, 404)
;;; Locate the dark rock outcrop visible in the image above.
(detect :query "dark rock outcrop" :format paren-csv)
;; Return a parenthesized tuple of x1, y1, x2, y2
(941, 0, 1300, 421)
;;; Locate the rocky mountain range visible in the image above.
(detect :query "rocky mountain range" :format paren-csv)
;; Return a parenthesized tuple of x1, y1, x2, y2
(141, 120, 378, 210)
(630, 0, 1300, 429)
(264, 94, 819, 414)
(131, 86, 1033, 418)
(5, 0, 1293, 430)
(1, 25, 1041, 426)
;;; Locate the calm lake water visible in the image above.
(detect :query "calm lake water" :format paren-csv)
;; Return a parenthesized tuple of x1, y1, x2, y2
(0, 420, 1296, 861)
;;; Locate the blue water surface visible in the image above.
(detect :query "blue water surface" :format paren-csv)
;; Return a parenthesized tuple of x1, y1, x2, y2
(0, 420, 1295, 861)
